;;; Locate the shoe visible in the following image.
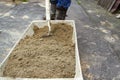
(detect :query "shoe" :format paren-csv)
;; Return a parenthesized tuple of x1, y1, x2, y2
(116, 14, 120, 19)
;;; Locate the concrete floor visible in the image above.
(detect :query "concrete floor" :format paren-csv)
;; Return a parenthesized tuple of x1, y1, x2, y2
(0, 0, 120, 80)
(68, 0, 120, 80)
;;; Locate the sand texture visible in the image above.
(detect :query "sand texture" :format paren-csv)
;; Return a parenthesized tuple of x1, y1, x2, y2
(3, 23, 75, 78)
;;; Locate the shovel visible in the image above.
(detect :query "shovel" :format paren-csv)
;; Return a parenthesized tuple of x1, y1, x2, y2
(43, 0, 52, 37)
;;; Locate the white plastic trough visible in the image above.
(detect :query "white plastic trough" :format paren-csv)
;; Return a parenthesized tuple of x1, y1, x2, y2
(0, 20, 83, 80)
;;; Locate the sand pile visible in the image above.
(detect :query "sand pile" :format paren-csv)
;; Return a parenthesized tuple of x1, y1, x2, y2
(3, 23, 75, 78)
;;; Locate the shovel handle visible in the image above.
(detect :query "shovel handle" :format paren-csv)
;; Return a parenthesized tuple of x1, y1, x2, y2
(46, 0, 50, 20)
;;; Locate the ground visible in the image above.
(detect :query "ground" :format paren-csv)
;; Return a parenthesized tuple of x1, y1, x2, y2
(0, 0, 120, 80)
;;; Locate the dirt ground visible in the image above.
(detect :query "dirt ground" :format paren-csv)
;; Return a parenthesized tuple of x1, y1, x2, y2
(3, 23, 75, 78)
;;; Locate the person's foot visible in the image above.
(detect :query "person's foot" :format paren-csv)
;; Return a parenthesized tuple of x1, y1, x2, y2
(116, 14, 120, 19)
(42, 16, 46, 20)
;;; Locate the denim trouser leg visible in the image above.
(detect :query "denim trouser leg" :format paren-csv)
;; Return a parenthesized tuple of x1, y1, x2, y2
(56, 9, 67, 20)
(50, 4, 56, 20)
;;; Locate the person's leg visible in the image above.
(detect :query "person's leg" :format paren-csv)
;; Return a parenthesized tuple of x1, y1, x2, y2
(50, 4, 56, 20)
(61, 10, 67, 20)
(56, 9, 67, 20)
